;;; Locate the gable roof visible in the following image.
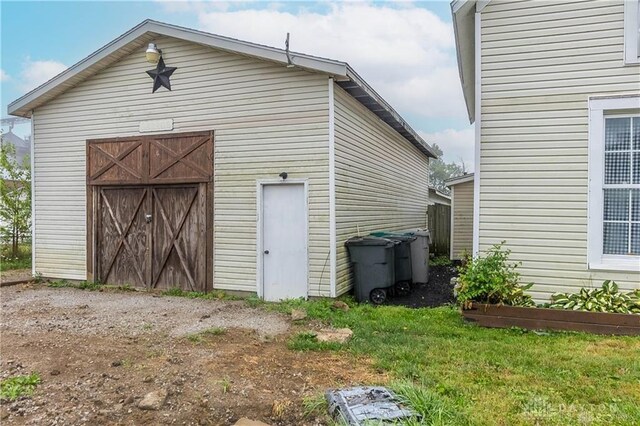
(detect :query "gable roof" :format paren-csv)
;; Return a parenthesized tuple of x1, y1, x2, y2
(7, 19, 437, 158)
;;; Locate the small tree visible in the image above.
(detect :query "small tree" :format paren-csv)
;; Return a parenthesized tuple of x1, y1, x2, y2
(428, 143, 466, 193)
(0, 140, 31, 256)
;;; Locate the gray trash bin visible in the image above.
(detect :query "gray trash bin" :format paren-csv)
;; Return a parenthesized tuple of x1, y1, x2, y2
(370, 232, 416, 292)
(397, 228, 431, 284)
(345, 236, 397, 304)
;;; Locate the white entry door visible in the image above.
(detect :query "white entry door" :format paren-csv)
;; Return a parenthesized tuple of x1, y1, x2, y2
(261, 183, 308, 301)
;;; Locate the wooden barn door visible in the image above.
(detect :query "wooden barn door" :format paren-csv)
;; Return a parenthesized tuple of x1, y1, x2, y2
(150, 185, 206, 291)
(97, 187, 150, 287)
(87, 132, 213, 292)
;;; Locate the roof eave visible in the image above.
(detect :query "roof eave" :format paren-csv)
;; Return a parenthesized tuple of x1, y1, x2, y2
(7, 19, 431, 158)
(445, 172, 474, 186)
(344, 66, 438, 159)
(8, 19, 349, 118)
(451, 0, 477, 125)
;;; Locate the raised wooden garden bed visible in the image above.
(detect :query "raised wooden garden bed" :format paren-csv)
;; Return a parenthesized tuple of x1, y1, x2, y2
(462, 303, 640, 336)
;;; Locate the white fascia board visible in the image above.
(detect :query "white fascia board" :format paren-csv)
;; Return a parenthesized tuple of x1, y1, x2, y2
(8, 19, 349, 118)
(148, 21, 349, 76)
(8, 21, 151, 117)
(451, 0, 480, 124)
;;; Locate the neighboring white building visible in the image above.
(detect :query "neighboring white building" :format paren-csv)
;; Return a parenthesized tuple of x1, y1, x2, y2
(446, 173, 473, 260)
(452, 0, 640, 301)
(8, 20, 436, 300)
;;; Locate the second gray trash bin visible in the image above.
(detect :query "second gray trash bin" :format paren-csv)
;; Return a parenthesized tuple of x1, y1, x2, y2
(345, 236, 397, 304)
(398, 228, 431, 284)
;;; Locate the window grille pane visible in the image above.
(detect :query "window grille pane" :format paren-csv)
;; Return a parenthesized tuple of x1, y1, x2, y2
(632, 189, 640, 221)
(634, 151, 640, 184)
(604, 189, 630, 221)
(604, 152, 631, 184)
(605, 117, 631, 151)
(633, 117, 640, 150)
(631, 224, 640, 255)
(603, 222, 629, 255)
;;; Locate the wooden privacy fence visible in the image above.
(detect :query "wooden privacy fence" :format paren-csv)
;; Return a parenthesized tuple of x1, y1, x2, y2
(428, 204, 451, 256)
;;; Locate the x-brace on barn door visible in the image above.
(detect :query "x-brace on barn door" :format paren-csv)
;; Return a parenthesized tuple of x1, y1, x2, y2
(87, 131, 213, 292)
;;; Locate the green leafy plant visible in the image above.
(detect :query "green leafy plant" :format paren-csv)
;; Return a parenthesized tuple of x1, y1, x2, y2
(550, 281, 640, 314)
(0, 373, 41, 401)
(455, 242, 534, 309)
(429, 255, 452, 267)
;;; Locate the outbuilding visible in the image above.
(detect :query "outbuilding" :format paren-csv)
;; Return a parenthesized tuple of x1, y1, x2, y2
(8, 20, 436, 300)
(446, 173, 474, 260)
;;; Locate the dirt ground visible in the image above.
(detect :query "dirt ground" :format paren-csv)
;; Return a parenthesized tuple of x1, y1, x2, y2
(0, 269, 32, 284)
(0, 285, 383, 425)
(387, 264, 458, 308)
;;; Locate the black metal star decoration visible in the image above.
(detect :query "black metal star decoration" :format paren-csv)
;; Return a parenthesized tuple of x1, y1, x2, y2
(146, 57, 177, 93)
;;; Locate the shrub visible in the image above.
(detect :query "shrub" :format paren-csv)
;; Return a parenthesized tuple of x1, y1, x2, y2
(455, 242, 534, 309)
(550, 281, 640, 314)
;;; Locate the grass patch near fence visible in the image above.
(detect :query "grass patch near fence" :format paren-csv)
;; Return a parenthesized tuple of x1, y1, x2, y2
(0, 373, 41, 401)
(266, 298, 640, 425)
(0, 243, 31, 272)
(429, 255, 453, 267)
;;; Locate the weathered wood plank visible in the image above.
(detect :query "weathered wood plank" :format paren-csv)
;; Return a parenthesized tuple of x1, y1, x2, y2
(462, 303, 640, 335)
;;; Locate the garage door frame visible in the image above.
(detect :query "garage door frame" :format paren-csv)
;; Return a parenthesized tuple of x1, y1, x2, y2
(85, 131, 214, 290)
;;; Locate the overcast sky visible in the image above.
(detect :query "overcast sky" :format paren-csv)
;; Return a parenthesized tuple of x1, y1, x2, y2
(0, 1, 473, 167)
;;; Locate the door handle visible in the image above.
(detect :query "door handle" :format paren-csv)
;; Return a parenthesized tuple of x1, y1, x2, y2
(264, 250, 269, 254)
(145, 214, 152, 223)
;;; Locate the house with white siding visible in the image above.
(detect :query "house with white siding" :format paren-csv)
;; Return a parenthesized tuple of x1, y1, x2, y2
(7, 20, 436, 300)
(452, 0, 640, 302)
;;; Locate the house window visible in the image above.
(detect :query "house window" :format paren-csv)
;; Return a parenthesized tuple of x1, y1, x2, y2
(624, 0, 640, 64)
(588, 96, 640, 272)
(602, 117, 640, 255)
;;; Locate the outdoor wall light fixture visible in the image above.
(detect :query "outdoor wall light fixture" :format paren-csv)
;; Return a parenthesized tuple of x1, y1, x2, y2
(279, 172, 288, 181)
(145, 43, 161, 64)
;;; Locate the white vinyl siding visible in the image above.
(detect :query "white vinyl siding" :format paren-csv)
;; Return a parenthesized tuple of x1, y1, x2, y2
(333, 84, 429, 296)
(451, 180, 474, 260)
(479, 0, 640, 302)
(33, 36, 331, 295)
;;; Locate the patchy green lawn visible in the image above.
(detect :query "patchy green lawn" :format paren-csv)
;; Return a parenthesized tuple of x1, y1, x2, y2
(265, 299, 640, 426)
(0, 243, 31, 271)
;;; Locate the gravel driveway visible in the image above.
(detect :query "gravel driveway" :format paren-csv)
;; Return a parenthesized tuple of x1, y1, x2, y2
(1, 286, 289, 337)
(0, 285, 375, 425)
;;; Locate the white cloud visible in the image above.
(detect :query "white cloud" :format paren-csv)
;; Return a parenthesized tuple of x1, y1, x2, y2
(420, 127, 474, 171)
(19, 58, 67, 92)
(193, 2, 465, 120)
(0, 69, 9, 82)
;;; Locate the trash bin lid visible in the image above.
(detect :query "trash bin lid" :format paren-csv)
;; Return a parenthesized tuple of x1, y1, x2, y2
(396, 228, 431, 242)
(369, 231, 416, 242)
(345, 236, 397, 247)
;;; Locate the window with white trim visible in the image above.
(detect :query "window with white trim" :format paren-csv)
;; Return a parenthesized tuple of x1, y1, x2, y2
(602, 116, 640, 255)
(623, 0, 640, 64)
(588, 96, 640, 272)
